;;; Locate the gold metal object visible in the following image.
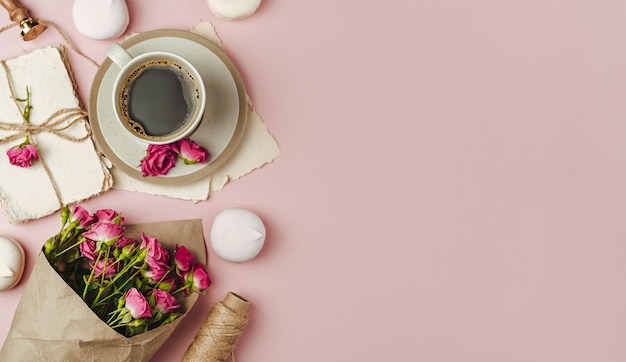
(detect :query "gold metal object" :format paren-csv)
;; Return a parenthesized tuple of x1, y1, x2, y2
(0, 0, 46, 40)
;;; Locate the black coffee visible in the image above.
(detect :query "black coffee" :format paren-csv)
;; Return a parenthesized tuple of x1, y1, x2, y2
(119, 59, 200, 141)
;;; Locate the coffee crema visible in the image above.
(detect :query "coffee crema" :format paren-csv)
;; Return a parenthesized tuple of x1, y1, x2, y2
(118, 59, 202, 142)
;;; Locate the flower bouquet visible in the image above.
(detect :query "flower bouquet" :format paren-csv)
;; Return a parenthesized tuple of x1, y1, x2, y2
(0, 205, 210, 361)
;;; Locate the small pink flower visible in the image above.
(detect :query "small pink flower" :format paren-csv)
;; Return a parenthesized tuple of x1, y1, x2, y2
(183, 263, 211, 293)
(115, 236, 137, 260)
(174, 245, 194, 273)
(148, 289, 180, 314)
(125, 288, 151, 319)
(140, 233, 169, 269)
(79, 238, 98, 260)
(70, 205, 95, 228)
(144, 264, 170, 284)
(140, 144, 177, 176)
(94, 209, 124, 224)
(83, 221, 125, 247)
(90, 258, 117, 278)
(114, 236, 135, 249)
(173, 139, 210, 165)
(7, 142, 38, 168)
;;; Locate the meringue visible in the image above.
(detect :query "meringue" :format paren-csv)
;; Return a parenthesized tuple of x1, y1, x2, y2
(210, 208, 266, 262)
(0, 236, 25, 291)
(207, 0, 262, 21)
(72, 0, 130, 40)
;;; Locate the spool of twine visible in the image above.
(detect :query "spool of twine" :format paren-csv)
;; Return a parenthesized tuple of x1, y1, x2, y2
(182, 292, 249, 362)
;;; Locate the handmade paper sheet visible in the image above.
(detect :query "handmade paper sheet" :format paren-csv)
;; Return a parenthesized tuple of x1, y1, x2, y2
(0, 47, 112, 223)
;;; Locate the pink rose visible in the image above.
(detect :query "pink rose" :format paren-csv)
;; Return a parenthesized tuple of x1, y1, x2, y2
(6, 143, 38, 168)
(70, 205, 95, 228)
(125, 288, 151, 319)
(183, 263, 211, 293)
(148, 289, 180, 313)
(114, 236, 135, 249)
(173, 139, 210, 165)
(140, 144, 177, 176)
(94, 209, 124, 224)
(115, 236, 137, 260)
(144, 264, 170, 284)
(90, 258, 117, 278)
(140, 233, 170, 269)
(79, 238, 98, 260)
(83, 221, 125, 247)
(174, 245, 194, 273)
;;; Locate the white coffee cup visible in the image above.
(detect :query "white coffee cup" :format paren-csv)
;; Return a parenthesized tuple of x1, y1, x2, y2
(106, 43, 206, 144)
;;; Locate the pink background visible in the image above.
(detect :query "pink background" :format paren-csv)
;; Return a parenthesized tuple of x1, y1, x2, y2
(2, 0, 626, 361)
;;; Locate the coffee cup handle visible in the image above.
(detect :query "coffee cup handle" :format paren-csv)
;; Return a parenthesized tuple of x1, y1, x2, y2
(106, 43, 133, 68)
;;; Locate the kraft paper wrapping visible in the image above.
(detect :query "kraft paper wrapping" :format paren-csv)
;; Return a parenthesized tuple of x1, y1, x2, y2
(0, 219, 207, 361)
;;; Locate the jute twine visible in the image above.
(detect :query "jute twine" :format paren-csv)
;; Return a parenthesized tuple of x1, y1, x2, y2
(0, 19, 99, 67)
(182, 292, 250, 362)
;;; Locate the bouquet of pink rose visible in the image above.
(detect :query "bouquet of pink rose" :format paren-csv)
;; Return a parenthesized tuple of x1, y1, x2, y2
(43, 205, 210, 337)
(0, 205, 210, 361)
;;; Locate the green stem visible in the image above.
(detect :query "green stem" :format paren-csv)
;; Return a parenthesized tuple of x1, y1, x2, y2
(22, 86, 31, 122)
(93, 267, 142, 308)
(53, 237, 83, 258)
(82, 249, 104, 299)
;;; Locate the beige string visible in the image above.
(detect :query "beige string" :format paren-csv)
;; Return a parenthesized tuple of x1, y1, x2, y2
(182, 293, 249, 362)
(38, 19, 99, 68)
(0, 19, 99, 67)
(0, 22, 16, 34)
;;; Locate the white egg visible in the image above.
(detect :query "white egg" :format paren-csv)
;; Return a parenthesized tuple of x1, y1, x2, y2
(72, 0, 130, 40)
(210, 208, 266, 262)
(0, 236, 25, 291)
(207, 0, 262, 21)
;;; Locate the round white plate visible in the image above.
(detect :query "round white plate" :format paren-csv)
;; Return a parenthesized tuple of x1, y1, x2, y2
(89, 29, 247, 184)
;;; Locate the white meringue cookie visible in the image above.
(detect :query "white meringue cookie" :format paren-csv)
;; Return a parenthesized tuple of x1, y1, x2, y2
(72, 0, 130, 40)
(207, 0, 262, 21)
(0, 236, 25, 291)
(210, 208, 266, 262)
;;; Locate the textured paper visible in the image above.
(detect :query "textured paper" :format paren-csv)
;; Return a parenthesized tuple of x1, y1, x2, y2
(0, 47, 112, 223)
(111, 22, 280, 201)
(0, 219, 206, 362)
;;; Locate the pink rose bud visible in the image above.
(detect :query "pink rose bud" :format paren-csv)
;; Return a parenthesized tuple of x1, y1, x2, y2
(174, 245, 194, 273)
(79, 238, 98, 260)
(125, 288, 152, 319)
(143, 264, 170, 284)
(148, 289, 180, 313)
(140, 143, 177, 176)
(140, 233, 170, 269)
(6, 143, 38, 168)
(90, 258, 117, 278)
(183, 263, 211, 293)
(94, 209, 124, 224)
(174, 139, 210, 165)
(82, 221, 125, 247)
(69, 205, 95, 228)
(114, 236, 136, 249)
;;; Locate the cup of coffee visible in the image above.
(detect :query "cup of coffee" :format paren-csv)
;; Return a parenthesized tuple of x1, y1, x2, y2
(106, 43, 206, 144)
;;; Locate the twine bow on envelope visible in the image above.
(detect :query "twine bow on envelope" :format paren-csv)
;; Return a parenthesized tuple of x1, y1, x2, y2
(0, 107, 92, 144)
(0, 60, 91, 144)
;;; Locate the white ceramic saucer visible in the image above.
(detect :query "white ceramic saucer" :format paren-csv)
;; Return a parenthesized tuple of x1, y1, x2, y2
(89, 29, 247, 184)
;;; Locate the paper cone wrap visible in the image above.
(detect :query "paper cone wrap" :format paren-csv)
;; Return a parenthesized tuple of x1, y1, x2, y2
(0, 219, 207, 361)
